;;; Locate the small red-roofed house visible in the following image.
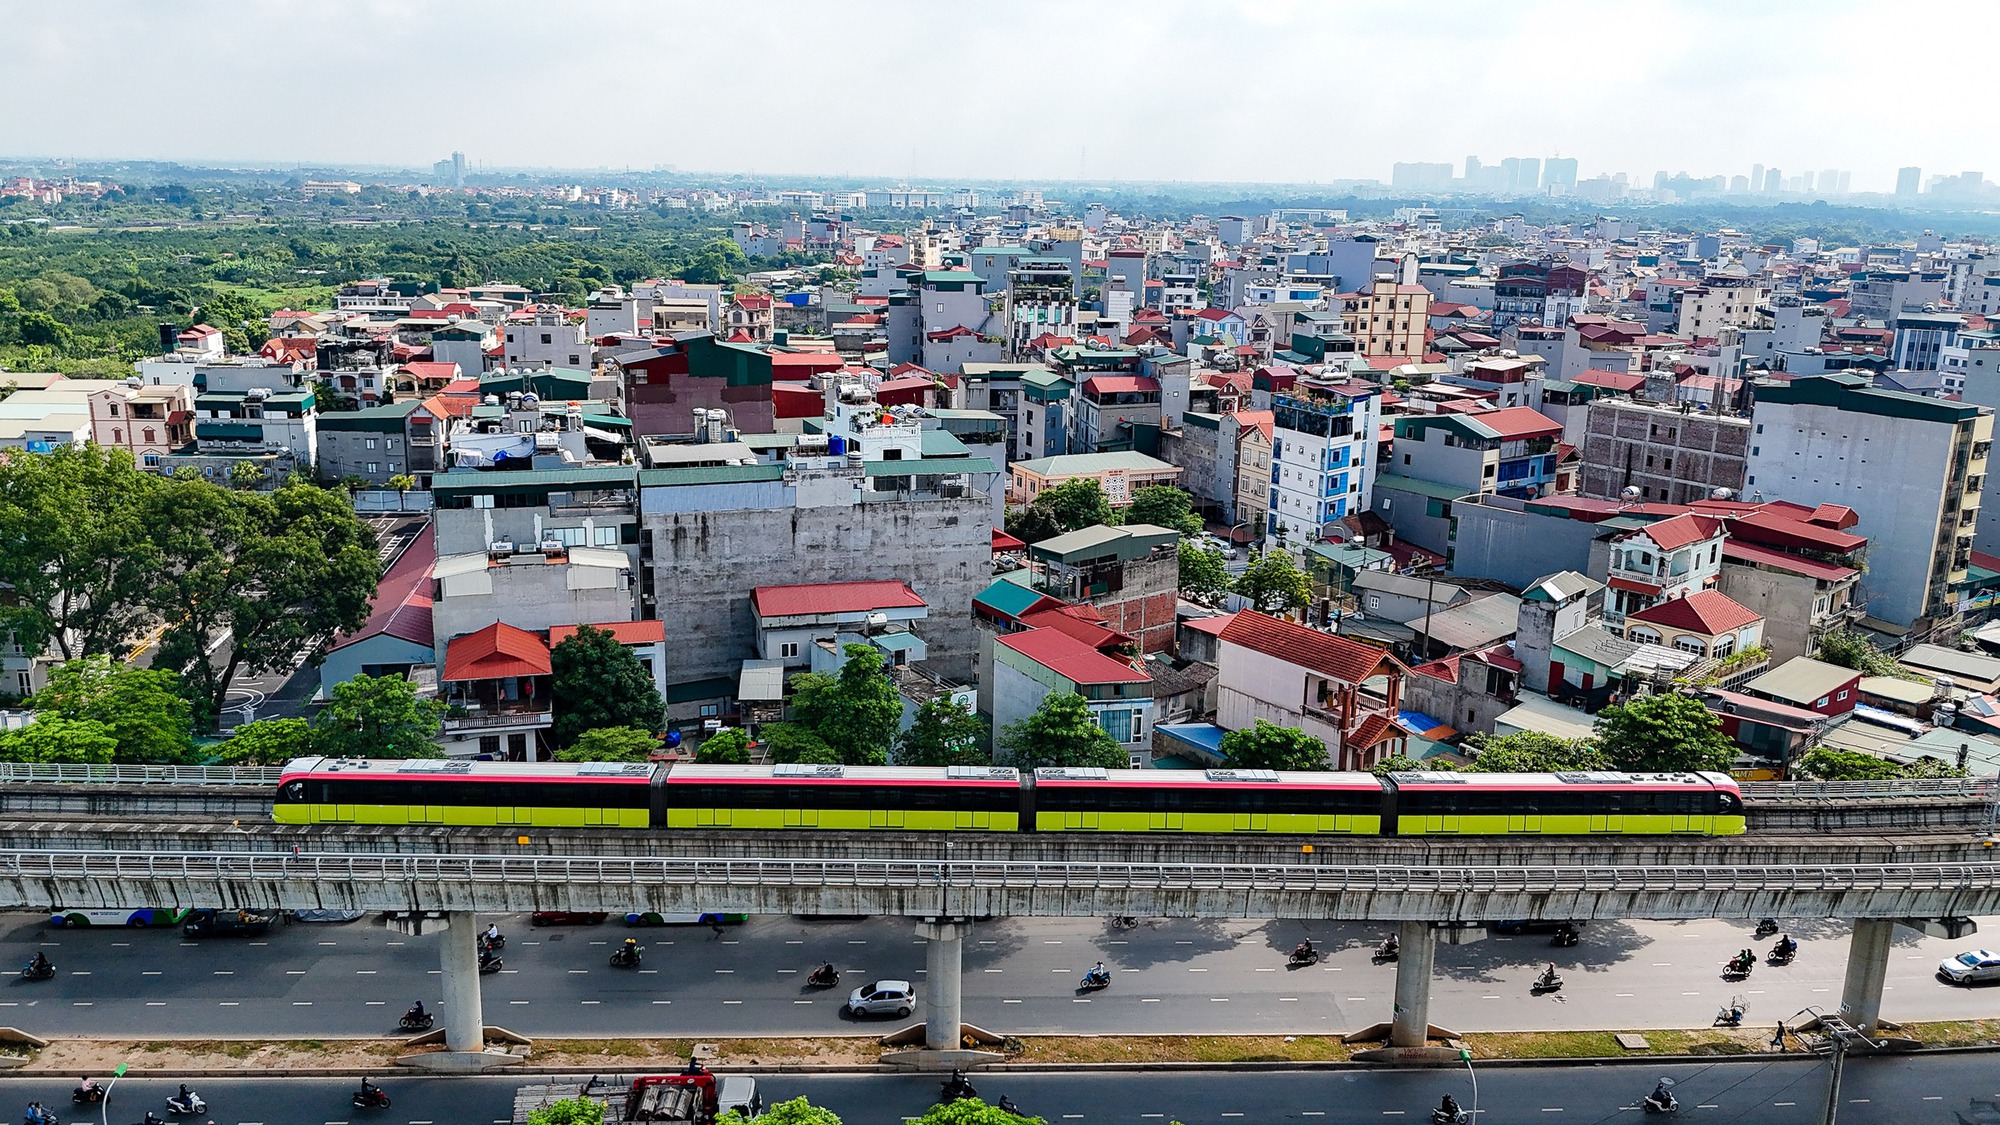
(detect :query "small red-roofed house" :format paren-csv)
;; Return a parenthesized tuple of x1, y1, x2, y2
(1214, 611, 1408, 770)
(1623, 590, 1765, 661)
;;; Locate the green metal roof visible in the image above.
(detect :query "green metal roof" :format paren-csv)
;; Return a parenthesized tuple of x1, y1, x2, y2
(194, 421, 263, 440)
(431, 466, 637, 495)
(1181, 411, 1222, 431)
(319, 401, 421, 433)
(1754, 373, 1984, 425)
(638, 463, 787, 487)
(919, 270, 985, 285)
(974, 579, 1052, 619)
(919, 430, 976, 456)
(1020, 368, 1071, 394)
(666, 676, 736, 704)
(862, 455, 997, 476)
(1373, 473, 1473, 502)
(872, 632, 924, 652)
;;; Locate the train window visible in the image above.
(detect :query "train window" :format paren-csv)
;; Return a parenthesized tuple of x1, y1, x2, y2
(277, 780, 306, 803)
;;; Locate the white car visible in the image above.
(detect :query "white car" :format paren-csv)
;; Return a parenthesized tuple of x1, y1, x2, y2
(1938, 949, 2000, 985)
(846, 979, 916, 1018)
(1197, 535, 1238, 559)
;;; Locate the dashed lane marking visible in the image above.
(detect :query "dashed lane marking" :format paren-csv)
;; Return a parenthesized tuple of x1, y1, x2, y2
(509, 1001, 529, 1005)
(146, 1002, 165, 1006)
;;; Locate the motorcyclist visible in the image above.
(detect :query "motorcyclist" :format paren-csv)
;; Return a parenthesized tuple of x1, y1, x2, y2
(998, 1094, 1021, 1116)
(174, 1084, 196, 1109)
(1293, 938, 1315, 961)
(1381, 933, 1400, 956)
(1774, 934, 1797, 959)
(681, 1060, 711, 1078)
(28, 952, 50, 975)
(1647, 1080, 1675, 1108)
(141, 1112, 166, 1125)
(404, 1000, 426, 1024)
(942, 1069, 975, 1099)
(1438, 1093, 1462, 1121)
(619, 936, 640, 964)
(1087, 960, 1108, 984)
(810, 961, 836, 984)
(24, 1101, 49, 1125)
(356, 1078, 383, 1105)
(485, 923, 499, 943)
(75, 1077, 99, 1101)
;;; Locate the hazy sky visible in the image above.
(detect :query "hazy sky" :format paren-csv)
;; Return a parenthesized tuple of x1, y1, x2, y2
(8, 0, 1997, 190)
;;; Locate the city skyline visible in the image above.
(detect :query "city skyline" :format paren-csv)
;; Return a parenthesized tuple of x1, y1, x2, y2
(6, 0, 1996, 191)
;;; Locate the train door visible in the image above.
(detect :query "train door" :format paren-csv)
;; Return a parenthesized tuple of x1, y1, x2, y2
(869, 808, 906, 828)
(1149, 811, 1184, 830)
(1064, 809, 1100, 830)
(1231, 812, 1269, 831)
(1590, 798, 1623, 833)
(1508, 804, 1541, 833)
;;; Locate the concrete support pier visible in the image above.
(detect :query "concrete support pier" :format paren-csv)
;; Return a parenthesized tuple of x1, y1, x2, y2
(920, 918, 969, 1051)
(1838, 917, 1895, 1035)
(439, 911, 486, 1053)
(1391, 919, 1437, 1048)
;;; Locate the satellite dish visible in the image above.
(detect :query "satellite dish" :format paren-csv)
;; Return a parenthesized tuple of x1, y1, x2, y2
(1711, 487, 1735, 500)
(1621, 486, 1642, 502)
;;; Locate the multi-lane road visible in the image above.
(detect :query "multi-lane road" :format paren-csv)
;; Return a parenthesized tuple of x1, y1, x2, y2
(4, 911, 1996, 1039)
(1, 1056, 1997, 1125)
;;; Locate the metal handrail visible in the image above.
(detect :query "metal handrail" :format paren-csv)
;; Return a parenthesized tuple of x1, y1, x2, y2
(1741, 777, 2000, 800)
(0, 763, 285, 786)
(2, 850, 1996, 895)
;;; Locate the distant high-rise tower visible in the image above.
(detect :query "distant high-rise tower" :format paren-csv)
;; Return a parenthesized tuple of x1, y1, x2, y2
(1542, 157, 1578, 191)
(451, 151, 466, 188)
(1896, 166, 1922, 196)
(1751, 163, 1765, 192)
(1763, 168, 1783, 193)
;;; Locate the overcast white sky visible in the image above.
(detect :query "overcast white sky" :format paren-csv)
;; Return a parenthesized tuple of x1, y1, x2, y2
(7, 0, 1996, 190)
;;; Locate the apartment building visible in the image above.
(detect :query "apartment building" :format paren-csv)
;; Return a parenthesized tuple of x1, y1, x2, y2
(1577, 398, 1750, 505)
(1268, 377, 1380, 547)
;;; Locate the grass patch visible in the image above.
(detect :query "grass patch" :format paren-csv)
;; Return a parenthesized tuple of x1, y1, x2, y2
(1013, 1036, 1356, 1064)
(1897, 1019, 2000, 1047)
(539, 1038, 694, 1060)
(1466, 1030, 1757, 1059)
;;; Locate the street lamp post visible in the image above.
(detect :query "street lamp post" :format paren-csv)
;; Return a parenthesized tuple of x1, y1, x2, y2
(1460, 1047, 1479, 1122)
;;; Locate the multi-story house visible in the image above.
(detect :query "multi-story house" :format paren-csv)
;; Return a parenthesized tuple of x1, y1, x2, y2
(1004, 260, 1077, 358)
(1233, 413, 1274, 544)
(1376, 407, 1563, 555)
(1623, 589, 1765, 662)
(1674, 273, 1770, 338)
(1070, 372, 1162, 454)
(1214, 610, 1409, 770)
(992, 626, 1153, 757)
(1017, 368, 1071, 462)
(1746, 373, 1991, 632)
(1009, 451, 1181, 507)
(1025, 523, 1182, 654)
(85, 381, 191, 471)
(316, 400, 444, 488)
(1339, 281, 1432, 361)
(723, 293, 774, 344)
(503, 307, 592, 370)
(1578, 398, 1751, 505)
(162, 385, 317, 484)
(1268, 376, 1380, 547)
(1593, 512, 1726, 626)
(437, 621, 553, 760)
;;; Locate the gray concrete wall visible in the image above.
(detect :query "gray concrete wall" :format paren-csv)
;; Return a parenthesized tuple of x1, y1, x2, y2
(1447, 498, 1602, 589)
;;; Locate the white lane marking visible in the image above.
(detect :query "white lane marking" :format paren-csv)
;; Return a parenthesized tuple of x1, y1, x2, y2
(1188, 967, 1209, 972)
(1209, 997, 1229, 1002)
(385, 941, 403, 946)
(985, 969, 1003, 973)
(293, 1001, 311, 1006)
(778, 969, 798, 975)
(287, 970, 306, 976)
(569, 970, 589, 974)
(111, 942, 129, 947)
(581, 1000, 601, 1005)
(146, 1002, 165, 1006)
(1483, 995, 1501, 1000)
(723, 1000, 743, 1005)
(1849, 1099, 1870, 1104)
(1044, 940, 1063, 945)
(794, 1000, 813, 1005)
(318, 941, 337, 946)
(1141, 998, 1161, 1003)
(71, 1001, 92, 1007)
(639, 970, 659, 975)
(213, 970, 234, 975)
(652, 1000, 671, 1005)
(1681, 992, 1700, 996)
(219, 1001, 239, 1006)
(143, 971, 162, 976)
(355, 970, 376, 974)
(1280, 997, 1299, 1002)
(848, 940, 867, 944)
(785, 940, 804, 945)
(1255, 967, 1276, 972)
(69, 971, 89, 976)
(1615, 993, 1634, 997)
(510, 1001, 529, 1005)
(715, 969, 734, 973)
(365, 1001, 386, 1006)
(1073, 998, 1091, 1003)
(248, 942, 267, 947)
(1003, 999, 1022, 1004)
(1774, 1103, 1796, 1107)
(1924, 1097, 1944, 1101)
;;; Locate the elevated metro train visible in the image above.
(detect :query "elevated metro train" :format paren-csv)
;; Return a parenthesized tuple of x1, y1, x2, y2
(274, 757, 1747, 837)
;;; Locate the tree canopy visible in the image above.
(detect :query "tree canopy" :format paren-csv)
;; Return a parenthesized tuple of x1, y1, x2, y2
(33, 654, 195, 764)
(1593, 692, 1738, 773)
(719, 1097, 842, 1125)
(1465, 730, 1609, 773)
(896, 697, 990, 767)
(1793, 746, 1969, 781)
(1005, 479, 1113, 544)
(554, 726, 661, 763)
(695, 727, 753, 764)
(0, 717, 119, 763)
(999, 691, 1128, 770)
(525, 1097, 608, 1125)
(1370, 753, 1448, 777)
(312, 674, 444, 759)
(1177, 541, 1232, 606)
(0, 445, 161, 661)
(787, 644, 902, 765)
(214, 717, 313, 765)
(916, 1098, 1049, 1125)
(550, 625, 665, 748)
(1812, 630, 1904, 678)
(1233, 549, 1310, 615)
(1219, 719, 1328, 771)
(1122, 485, 1203, 537)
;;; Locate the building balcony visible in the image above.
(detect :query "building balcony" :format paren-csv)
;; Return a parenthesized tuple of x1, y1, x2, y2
(443, 703, 553, 732)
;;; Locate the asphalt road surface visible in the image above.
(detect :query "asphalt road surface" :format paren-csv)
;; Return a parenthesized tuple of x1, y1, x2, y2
(5, 911, 1997, 1039)
(1, 1055, 1997, 1125)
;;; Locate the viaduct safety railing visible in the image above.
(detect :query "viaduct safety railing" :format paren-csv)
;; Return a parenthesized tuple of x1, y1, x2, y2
(1741, 777, 2000, 800)
(0, 763, 286, 786)
(4, 850, 1999, 896)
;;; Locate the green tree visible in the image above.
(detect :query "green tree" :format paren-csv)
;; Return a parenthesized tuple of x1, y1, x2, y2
(15, 311, 69, 348)
(1121, 485, 1203, 536)
(1219, 718, 1328, 771)
(916, 1098, 1048, 1125)
(1005, 478, 1113, 544)
(1371, 753, 1449, 777)
(1594, 692, 1738, 772)
(0, 445, 162, 660)
(549, 625, 665, 748)
(228, 460, 267, 490)
(0, 717, 119, 763)
(33, 654, 195, 764)
(719, 1096, 842, 1125)
(896, 697, 989, 767)
(760, 721, 837, 764)
(1177, 541, 1232, 605)
(1232, 549, 1310, 615)
(788, 644, 902, 765)
(999, 691, 1128, 770)
(150, 477, 380, 727)
(525, 1097, 607, 1125)
(1791, 746, 1902, 781)
(312, 674, 444, 759)
(386, 473, 417, 508)
(1812, 630, 1904, 678)
(1465, 730, 1609, 773)
(695, 727, 752, 764)
(554, 726, 661, 763)
(1904, 755, 1972, 779)
(214, 717, 314, 765)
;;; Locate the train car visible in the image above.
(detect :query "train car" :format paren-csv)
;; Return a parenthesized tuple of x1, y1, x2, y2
(659, 762, 1023, 831)
(273, 756, 656, 827)
(1029, 767, 1389, 834)
(1383, 770, 1745, 836)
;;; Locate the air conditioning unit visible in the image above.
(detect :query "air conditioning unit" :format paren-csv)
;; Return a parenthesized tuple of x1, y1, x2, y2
(489, 540, 514, 554)
(539, 539, 564, 552)
(701, 719, 723, 733)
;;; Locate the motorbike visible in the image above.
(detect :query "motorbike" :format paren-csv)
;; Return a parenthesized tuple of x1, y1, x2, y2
(1722, 954, 1755, 979)
(478, 952, 502, 975)
(1643, 1090, 1680, 1116)
(21, 1106, 57, 1125)
(1111, 916, 1138, 930)
(481, 932, 506, 951)
(806, 964, 840, 989)
(1767, 942, 1796, 967)
(70, 1087, 104, 1107)
(1288, 945, 1320, 968)
(940, 1070, 978, 1102)
(1753, 919, 1779, 938)
(19, 962, 53, 982)
(1714, 997, 1746, 1027)
(1078, 968, 1111, 993)
(610, 945, 641, 969)
(1550, 925, 1580, 948)
(1532, 969, 1564, 993)
(1430, 1106, 1470, 1125)
(165, 1089, 206, 1116)
(1373, 938, 1400, 964)
(352, 1084, 391, 1110)
(398, 1010, 433, 1032)
(997, 1095, 1026, 1118)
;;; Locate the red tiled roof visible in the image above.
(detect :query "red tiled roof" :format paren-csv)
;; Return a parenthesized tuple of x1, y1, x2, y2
(1474, 405, 1562, 440)
(1573, 370, 1647, 392)
(401, 361, 461, 382)
(548, 621, 667, 646)
(1627, 590, 1763, 636)
(328, 524, 435, 653)
(752, 580, 925, 618)
(1349, 712, 1404, 748)
(1411, 655, 1460, 682)
(1194, 307, 1237, 321)
(1082, 375, 1160, 395)
(1630, 513, 1724, 551)
(992, 528, 1027, 552)
(725, 329, 754, 343)
(1184, 613, 1237, 637)
(1607, 575, 1663, 596)
(441, 622, 551, 682)
(1017, 607, 1133, 651)
(996, 627, 1149, 685)
(1725, 509, 1866, 554)
(1721, 540, 1858, 582)
(732, 294, 773, 311)
(1217, 611, 1402, 685)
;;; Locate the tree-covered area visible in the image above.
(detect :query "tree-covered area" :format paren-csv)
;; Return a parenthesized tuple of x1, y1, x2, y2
(0, 192, 790, 374)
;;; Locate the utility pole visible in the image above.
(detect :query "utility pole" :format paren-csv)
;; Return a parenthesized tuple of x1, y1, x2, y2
(1791, 1007, 1879, 1125)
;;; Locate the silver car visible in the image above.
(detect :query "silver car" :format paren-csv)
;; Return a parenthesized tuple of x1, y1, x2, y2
(846, 979, 916, 1017)
(1938, 949, 2000, 985)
